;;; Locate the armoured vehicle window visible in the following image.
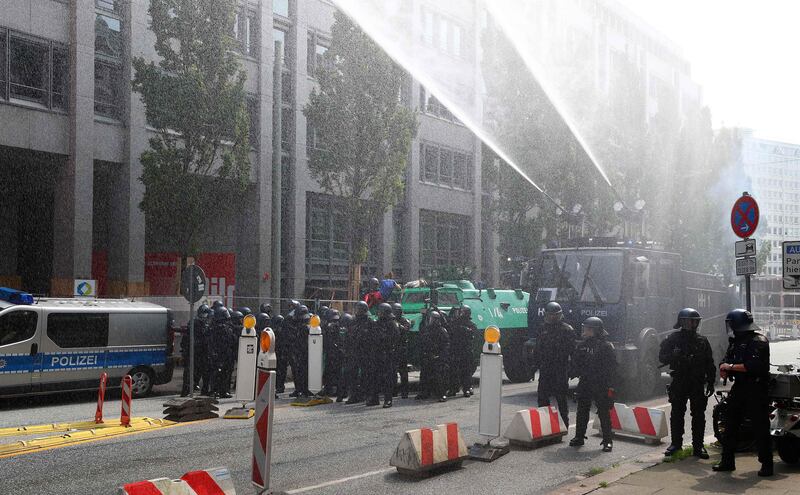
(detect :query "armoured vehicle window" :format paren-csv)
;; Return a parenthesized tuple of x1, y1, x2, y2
(0, 310, 37, 346)
(47, 313, 109, 348)
(539, 251, 623, 304)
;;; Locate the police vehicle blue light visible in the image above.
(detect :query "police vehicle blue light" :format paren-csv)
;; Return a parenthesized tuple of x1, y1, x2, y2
(0, 287, 34, 305)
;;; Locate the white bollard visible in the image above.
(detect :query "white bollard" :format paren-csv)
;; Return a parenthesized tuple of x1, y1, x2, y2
(234, 314, 259, 402)
(308, 314, 324, 394)
(252, 328, 277, 494)
(469, 326, 509, 461)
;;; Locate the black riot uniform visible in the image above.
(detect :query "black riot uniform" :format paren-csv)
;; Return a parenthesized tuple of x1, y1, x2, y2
(570, 317, 617, 452)
(659, 308, 716, 458)
(290, 306, 311, 397)
(417, 310, 450, 402)
(392, 303, 411, 399)
(447, 306, 477, 398)
(272, 314, 289, 394)
(335, 313, 354, 402)
(210, 307, 235, 398)
(713, 309, 773, 476)
(532, 302, 576, 427)
(366, 303, 398, 408)
(344, 302, 371, 404)
(322, 309, 342, 396)
(181, 305, 211, 396)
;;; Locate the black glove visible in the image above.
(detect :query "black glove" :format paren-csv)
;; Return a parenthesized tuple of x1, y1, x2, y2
(705, 382, 714, 398)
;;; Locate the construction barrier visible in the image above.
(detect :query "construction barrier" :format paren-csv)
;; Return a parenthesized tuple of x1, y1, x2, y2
(504, 406, 568, 448)
(595, 402, 668, 444)
(95, 372, 108, 424)
(119, 466, 235, 495)
(121, 375, 133, 427)
(390, 423, 468, 476)
(251, 328, 277, 492)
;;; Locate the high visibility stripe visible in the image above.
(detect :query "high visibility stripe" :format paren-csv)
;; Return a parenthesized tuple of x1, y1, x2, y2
(181, 470, 226, 495)
(120, 481, 163, 495)
(95, 372, 107, 424)
(548, 406, 561, 434)
(420, 428, 434, 466)
(121, 375, 132, 427)
(610, 406, 621, 430)
(446, 423, 459, 460)
(632, 406, 657, 436)
(252, 369, 273, 489)
(252, 457, 263, 487)
(528, 408, 542, 438)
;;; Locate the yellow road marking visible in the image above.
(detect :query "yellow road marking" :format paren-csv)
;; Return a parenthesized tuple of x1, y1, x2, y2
(0, 417, 170, 437)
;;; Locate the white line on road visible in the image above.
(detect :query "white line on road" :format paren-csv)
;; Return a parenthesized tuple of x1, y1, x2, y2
(285, 467, 395, 494)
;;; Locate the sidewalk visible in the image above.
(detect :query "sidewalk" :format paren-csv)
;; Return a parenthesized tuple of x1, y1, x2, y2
(555, 445, 799, 494)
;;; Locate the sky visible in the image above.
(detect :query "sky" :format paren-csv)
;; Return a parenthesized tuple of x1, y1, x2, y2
(620, 0, 800, 144)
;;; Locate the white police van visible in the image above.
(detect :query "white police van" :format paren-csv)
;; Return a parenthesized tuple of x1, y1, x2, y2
(0, 287, 175, 398)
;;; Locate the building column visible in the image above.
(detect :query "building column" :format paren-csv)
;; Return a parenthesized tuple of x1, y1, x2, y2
(52, 0, 95, 296)
(107, 0, 147, 297)
(471, 139, 483, 282)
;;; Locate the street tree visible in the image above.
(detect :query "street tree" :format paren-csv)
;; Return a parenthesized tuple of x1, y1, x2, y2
(304, 11, 417, 293)
(132, 0, 250, 263)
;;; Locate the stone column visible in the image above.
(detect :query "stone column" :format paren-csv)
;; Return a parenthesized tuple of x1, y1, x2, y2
(52, 0, 95, 296)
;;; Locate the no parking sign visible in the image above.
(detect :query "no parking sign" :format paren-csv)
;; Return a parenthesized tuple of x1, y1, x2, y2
(731, 193, 759, 238)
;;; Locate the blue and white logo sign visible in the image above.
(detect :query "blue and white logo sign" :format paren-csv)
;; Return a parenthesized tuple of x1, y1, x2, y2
(73, 279, 97, 298)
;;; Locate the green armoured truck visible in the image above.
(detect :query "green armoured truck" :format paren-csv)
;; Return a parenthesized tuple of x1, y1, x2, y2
(398, 281, 533, 382)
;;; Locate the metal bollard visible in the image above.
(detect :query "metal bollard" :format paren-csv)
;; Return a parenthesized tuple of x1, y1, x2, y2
(469, 326, 509, 461)
(95, 372, 108, 424)
(252, 328, 277, 494)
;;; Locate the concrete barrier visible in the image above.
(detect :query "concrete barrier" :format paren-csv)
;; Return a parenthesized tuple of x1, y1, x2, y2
(119, 466, 235, 495)
(390, 423, 468, 476)
(595, 402, 668, 444)
(504, 406, 568, 448)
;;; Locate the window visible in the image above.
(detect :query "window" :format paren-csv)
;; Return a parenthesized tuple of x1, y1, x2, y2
(0, 30, 6, 100)
(94, 59, 122, 119)
(51, 46, 68, 109)
(95, 0, 120, 13)
(273, 28, 287, 65)
(419, 142, 473, 190)
(419, 210, 470, 275)
(0, 310, 38, 346)
(306, 32, 329, 76)
(234, 10, 259, 56)
(95, 14, 122, 58)
(46, 313, 109, 348)
(273, 0, 289, 18)
(9, 34, 49, 106)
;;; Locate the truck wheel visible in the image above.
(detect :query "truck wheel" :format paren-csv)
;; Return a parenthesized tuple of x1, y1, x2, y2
(634, 358, 660, 399)
(503, 350, 533, 383)
(129, 367, 155, 398)
(777, 436, 800, 464)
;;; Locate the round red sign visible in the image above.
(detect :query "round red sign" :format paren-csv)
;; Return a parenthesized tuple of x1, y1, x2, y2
(730, 194, 759, 239)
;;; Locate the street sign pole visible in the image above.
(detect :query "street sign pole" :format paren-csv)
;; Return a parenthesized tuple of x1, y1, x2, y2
(731, 192, 760, 312)
(181, 264, 207, 399)
(745, 272, 751, 312)
(189, 296, 195, 398)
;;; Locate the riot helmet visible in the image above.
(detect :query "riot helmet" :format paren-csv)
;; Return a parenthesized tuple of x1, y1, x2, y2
(259, 303, 272, 315)
(213, 306, 229, 322)
(212, 300, 225, 309)
(197, 304, 210, 318)
(428, 310, 443, 327)
(319, 306, 330, 320)
(238, 307, 252, 316)
(342, 313, 354, 325)
(726, 309, 758, 334)
(354, 301, 369, 317)
(377, 303, 393, 319)
(544, 301, 563, 324)
(369, 277, 379, 290)
(230, 311, 244, 326)
(256, 312, 270, 330)
(392, 302, 403, 318)
(461, 305, 472, 319)
(328, 309, 340, 321)
(297, 305, 309, 317)
(581, 317, 604, 338)
(674, 308, 702, 331)
(271, 314, 285, 328)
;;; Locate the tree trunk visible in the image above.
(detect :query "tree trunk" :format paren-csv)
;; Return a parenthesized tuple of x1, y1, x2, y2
(348, 263, 362, 310)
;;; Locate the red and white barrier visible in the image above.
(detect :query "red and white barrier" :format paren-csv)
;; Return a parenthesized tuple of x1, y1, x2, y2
(121, 375, 132, 427)
(251, 368, 276, 491)
(504, 406, 568, 448)
(390, 423, 468, 475)
(95, 372, 108, 424)
(595, 402, 668, 444)
(119, 466, 236, 495)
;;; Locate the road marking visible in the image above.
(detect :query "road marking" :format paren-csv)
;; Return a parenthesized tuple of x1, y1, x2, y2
(285, 467, 395, 494)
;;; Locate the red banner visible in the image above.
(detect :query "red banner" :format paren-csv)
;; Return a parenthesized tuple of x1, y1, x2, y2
(144, 252, 236, 303)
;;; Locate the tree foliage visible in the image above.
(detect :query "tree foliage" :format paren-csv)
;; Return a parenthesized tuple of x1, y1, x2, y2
(303, 11, 417, 264)
(132, 0, 250, 257)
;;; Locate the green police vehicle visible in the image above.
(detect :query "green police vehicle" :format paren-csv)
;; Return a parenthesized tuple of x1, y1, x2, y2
(399, 281, 532, 382)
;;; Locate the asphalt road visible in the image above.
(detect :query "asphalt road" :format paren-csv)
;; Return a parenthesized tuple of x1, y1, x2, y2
(1, 340, 798, 495)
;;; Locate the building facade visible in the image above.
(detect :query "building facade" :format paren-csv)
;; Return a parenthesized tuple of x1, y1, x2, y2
(0, 0, 494, 302)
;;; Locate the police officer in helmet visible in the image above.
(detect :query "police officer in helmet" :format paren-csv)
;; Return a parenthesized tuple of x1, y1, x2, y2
(532, 301, 576, 428)
(447, 306, 477, 398)
(713, 309, 773, 476)
(417, 310, 449, 402)
(343, 301, 371, 404)
(660, 308, 716, 459)
(392, 303, 411, 399)
(336, 312, 355, 402)
(321, 309, 341, 396)
(570, 317, 616, 452)
(367, 303, 398, 408)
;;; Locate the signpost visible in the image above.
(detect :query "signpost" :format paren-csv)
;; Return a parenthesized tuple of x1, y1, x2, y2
(783, 241, 800, 290)
(180, 264, 206, 398)
(731, 192, 759, 311)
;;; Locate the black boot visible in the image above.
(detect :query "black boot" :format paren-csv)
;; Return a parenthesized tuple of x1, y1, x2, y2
(712, 457, 736, 472)
(569, 436, 585, 447)
(693, 446, 709, 459)
(602, 440, 613, 452)
(383, 400, 392, 408)
(664, 444, 682, 457)
(365, 396, 380, 406)
(758, 462, 773, 477)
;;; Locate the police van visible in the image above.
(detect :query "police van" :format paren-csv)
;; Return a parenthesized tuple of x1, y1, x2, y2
(0, 287, 175, 398)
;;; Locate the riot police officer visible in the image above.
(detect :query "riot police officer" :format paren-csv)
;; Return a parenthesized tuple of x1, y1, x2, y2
(259, 303, 273, 318)
(367, 303, 398, 408)
(289, 305, 311, 398)
(417, 310, 449, 402)
(322, 309, 341, 396)
(713, 309, 773, 476)
(659, 308, 716, 458)
(570, 317, 616, 452)
(392, 303, 411, 399)
(181, 304, 211, 396)
(531, 302, 576, 427)
(272, 314, 290, 394)
(343, 302, 370, 404)
(255, 312, 270, 336)
(336, 313, 355, 402)
(447, 306, 477, 398)
(210, 306, 234, 398)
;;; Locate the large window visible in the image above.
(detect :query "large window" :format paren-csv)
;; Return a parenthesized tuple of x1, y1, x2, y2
(94, 59, 122, 119)
(306, 31, 329, 76)
(0, 29, 68, 110)
(233, 9, 259, 57)
(419, 210, 470, 274)
(419, 7, 465, 59)
(0, 310, 37, 346)
(273, 28, 287, 65)
(419, 141, 473, 190)
(94, 6, 123, 119)
(273, 0, 290, 18)
(47, 313, 109, 348)
(95, 14, 122, 58)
